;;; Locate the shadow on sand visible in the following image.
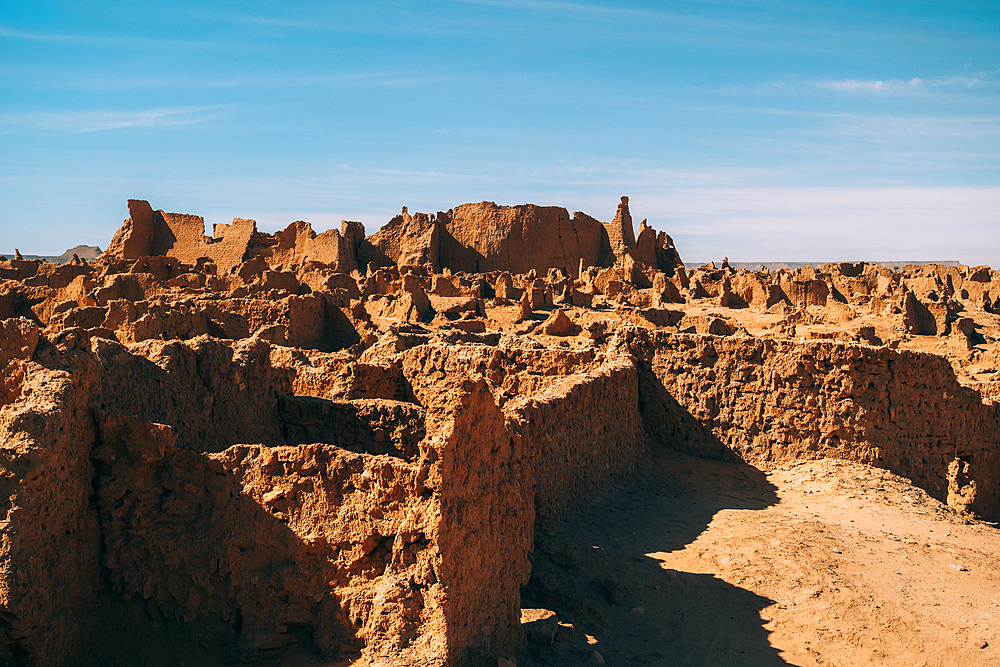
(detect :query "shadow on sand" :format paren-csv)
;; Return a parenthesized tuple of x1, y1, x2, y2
(521, 440, 789, 666)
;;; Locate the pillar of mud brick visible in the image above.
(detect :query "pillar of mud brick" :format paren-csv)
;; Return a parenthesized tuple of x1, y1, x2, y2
(0, 341, 103, 666)
(420, 375, 533, 663)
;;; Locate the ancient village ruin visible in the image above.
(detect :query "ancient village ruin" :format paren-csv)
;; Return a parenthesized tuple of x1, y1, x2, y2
(1, 197, 998, 665)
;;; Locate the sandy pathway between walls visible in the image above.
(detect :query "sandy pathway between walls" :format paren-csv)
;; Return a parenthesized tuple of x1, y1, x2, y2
(521, 451, 1000, 667)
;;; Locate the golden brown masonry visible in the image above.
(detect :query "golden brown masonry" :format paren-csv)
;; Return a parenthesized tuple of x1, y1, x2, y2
(0, 197, 997, 665)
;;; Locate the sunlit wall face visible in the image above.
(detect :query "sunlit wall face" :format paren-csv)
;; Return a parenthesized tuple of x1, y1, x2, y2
(1, 1, 997, 265)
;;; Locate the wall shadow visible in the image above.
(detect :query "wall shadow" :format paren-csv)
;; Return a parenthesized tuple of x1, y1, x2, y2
(81, 420, 365, 666)
(521, 447, 788, 666)
(633, 361, 744, 463)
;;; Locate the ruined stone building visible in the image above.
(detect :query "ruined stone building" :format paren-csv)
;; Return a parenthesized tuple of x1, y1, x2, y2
(0, 196, 997, 665)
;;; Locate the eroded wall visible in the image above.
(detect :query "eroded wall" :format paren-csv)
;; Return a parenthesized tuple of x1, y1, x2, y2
(0, 340, 101, 666)
(506, 357, 648, 527)
(622, 328, 1000, 518)
(1, 318, 999, 665)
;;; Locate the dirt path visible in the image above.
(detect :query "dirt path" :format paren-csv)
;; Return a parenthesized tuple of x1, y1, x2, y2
(521, 451, 1000, 667)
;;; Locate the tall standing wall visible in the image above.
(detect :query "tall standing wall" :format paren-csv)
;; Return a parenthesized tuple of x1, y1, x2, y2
(622, 328, 1000, 519)
(505, 357, 648, 528)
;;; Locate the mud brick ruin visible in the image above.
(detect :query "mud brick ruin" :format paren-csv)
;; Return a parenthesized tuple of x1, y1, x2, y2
(0, 196, 998, 665)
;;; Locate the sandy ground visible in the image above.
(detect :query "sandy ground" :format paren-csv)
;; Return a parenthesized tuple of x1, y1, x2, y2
(520, 450, 1000, 667)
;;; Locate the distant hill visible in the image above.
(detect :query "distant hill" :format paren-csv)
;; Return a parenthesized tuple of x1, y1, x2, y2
(55, 245, 103, 262)
(1, 245, 102, 263)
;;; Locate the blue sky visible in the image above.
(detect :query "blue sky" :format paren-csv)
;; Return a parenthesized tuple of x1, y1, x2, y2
(1, 0, 998, 263)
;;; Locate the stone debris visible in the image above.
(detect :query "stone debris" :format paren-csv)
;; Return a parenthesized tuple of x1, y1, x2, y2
(521, 609, 559, 646)
(601, 578, 629, 605)
(539, 309, 580, 336)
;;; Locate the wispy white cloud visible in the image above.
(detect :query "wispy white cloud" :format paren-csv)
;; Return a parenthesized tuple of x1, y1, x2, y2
(1, 64, 455, 92)
(191, 12, 328, 31)
(815, 78, 923, 93)
(0, 25, 98, 43)
(182, 7, 491, 39)
(813, 73, 990, 94)
(0, 106, 225, 132)
(445, 0, 648, 18)
(0, 23, 258, 51)
(927, 75, 985, 88)
(738, 108, 1000, 144)
(744, 108, 1000, 123)
(735, 72, 996, 99)
(1, 26, 58, 39)
(443, 0, 987, 56)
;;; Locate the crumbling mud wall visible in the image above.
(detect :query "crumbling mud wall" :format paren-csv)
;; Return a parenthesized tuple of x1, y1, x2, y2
(94, 336, 290, 452)
(438, 202, 605, 277)
(430, 377, 532, 663)
(103, 200, 256, 274)
(0, 333, 561, 665)
(99, 196, 685, 280)
(506, 357, 648, 527)
(362, 208, 441, 271)
(972, 401, 1000, 518)
(0, 326, 654, 665)
(0, 319, 39, 405)
(274, 340, 620, 411)
(623, 328, 1000, 519)
(254, 219, 364, 273)
(95, 429, 376, 661)
(3, 319, 996, 664)
(0, 333, 102, 667)
(391, 343, 650, 524)
(92, 378, 527, 665)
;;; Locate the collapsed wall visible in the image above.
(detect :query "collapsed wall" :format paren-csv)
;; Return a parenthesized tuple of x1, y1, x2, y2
(98, 196, 685, 280)
(0, 324, 647, 665)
